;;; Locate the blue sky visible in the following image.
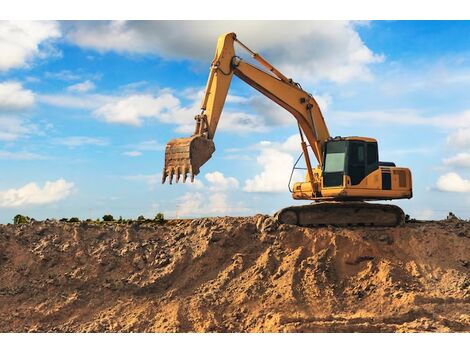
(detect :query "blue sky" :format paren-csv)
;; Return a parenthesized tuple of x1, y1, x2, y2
(0, 20, 469, 222)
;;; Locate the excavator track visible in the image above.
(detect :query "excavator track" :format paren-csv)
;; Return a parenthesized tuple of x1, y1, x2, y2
(274, 201, 405, 227)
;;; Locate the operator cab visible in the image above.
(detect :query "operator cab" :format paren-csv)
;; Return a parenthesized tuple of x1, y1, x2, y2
(322, 137, 394, 188)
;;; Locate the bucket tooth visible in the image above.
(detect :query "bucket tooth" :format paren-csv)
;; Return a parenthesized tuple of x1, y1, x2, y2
(182, 166, 188, 183)
(175, 166, 181, 183)
(168, 167, 175, 185)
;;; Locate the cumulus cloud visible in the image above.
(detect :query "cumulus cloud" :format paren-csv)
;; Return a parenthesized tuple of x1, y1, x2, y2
(158, 94, 268, 134)
(443, 153, 470, 168)
(0, 81, 35, 110)
(0, 82, 37, 141)
(447, 128, 470, 149)
(243, 134, 306, 193)
(205, 171, 239, 190)
(66, 80, 95, 93)
(243, 148, 296, 193)
(55, 88, 270, 133)
(0, 21, 61, 71)
(0, 116, 38, 141)
(93, 93, 179, 126)
(0, 178, 74, 207)
(64, 21, 382, 83)
(176, 191, 247, 217)
(436, 172, 470, 193)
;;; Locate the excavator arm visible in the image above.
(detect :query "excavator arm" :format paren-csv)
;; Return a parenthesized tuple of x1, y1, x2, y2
(162, 32, 330, 184)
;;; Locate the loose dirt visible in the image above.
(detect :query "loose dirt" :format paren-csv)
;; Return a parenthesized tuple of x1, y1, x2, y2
(0, 216, 469, 332)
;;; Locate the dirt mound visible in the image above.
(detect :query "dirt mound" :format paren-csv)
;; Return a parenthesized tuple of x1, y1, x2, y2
(0, 216, 469, 332)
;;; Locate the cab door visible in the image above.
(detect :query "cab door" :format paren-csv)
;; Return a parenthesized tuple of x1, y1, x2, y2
(348, 141, 366, 185)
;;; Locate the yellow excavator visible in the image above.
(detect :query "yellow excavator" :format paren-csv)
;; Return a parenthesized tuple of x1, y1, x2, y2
(162, 33, 412, 226)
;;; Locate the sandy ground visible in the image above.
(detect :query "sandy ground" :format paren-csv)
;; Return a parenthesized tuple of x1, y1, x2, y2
(0, 215, 469, 332)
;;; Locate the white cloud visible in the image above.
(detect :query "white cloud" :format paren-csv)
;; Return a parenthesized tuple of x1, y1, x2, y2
(158, 94, 268, 134)
(0, 116, 38, 141)
(447, 128, 470, 149)
(256, 134, 301, 153)
(41, 76, 330, 133)
(44, 70, 81, 81)
(0, 150, 46, 160)
(40, 82, 326, 134)
(443, 153, 470, 168)
(243, 148, 297, 193)
(217, 111, 268, 134)
(176, 191, 247, 217)
(0, 81, 35, 110)
(0, 82, 37, 141)
(67, 80, 95, 93)
(51, 136, 108, 147)
(65, 21, 382, 83)
(0, 178, 74, 207)
(436, 172, 470, 193)
(0, 21, 61, 71)
(123, 151, 142, 157)
(205, 171, 239, 190)
(93, 93, 179, 126)
(243, 134, 306, 193)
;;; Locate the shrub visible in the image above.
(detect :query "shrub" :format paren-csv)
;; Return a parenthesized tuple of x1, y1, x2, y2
(102, 214, 114, 222)
(69, 217, 80, 223)
(60, 218, 69, 222)
(13, 214, 30, 225)
(154, 213, 165, 224)
(137, 215, 146, 222)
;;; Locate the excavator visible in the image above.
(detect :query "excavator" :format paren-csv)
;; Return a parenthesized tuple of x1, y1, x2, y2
(162, 33, 412, 227)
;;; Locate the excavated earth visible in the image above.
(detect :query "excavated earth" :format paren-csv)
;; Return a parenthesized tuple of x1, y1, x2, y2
(0, 215, 469, 332)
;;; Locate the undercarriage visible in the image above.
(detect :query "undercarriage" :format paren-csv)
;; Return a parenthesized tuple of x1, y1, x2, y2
(275, 201, 405, 227)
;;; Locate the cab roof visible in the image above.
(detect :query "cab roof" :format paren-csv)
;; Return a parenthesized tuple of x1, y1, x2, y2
(327, 136, 377, 143)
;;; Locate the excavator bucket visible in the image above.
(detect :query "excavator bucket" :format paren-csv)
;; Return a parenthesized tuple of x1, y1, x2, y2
(162, 136, 215, 184)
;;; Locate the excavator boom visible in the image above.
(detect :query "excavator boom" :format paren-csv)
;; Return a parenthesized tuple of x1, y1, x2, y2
(162, 32, 329, 185)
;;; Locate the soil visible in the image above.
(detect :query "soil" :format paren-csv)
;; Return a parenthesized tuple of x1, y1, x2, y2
(0, 216, 469, 332)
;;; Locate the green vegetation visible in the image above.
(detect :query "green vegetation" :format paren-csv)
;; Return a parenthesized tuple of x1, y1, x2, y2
(155, 212, 165, 224)
(102, 214, 114, 222)
(13, 214, 30, 225)
(12, 213, 166, 225)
